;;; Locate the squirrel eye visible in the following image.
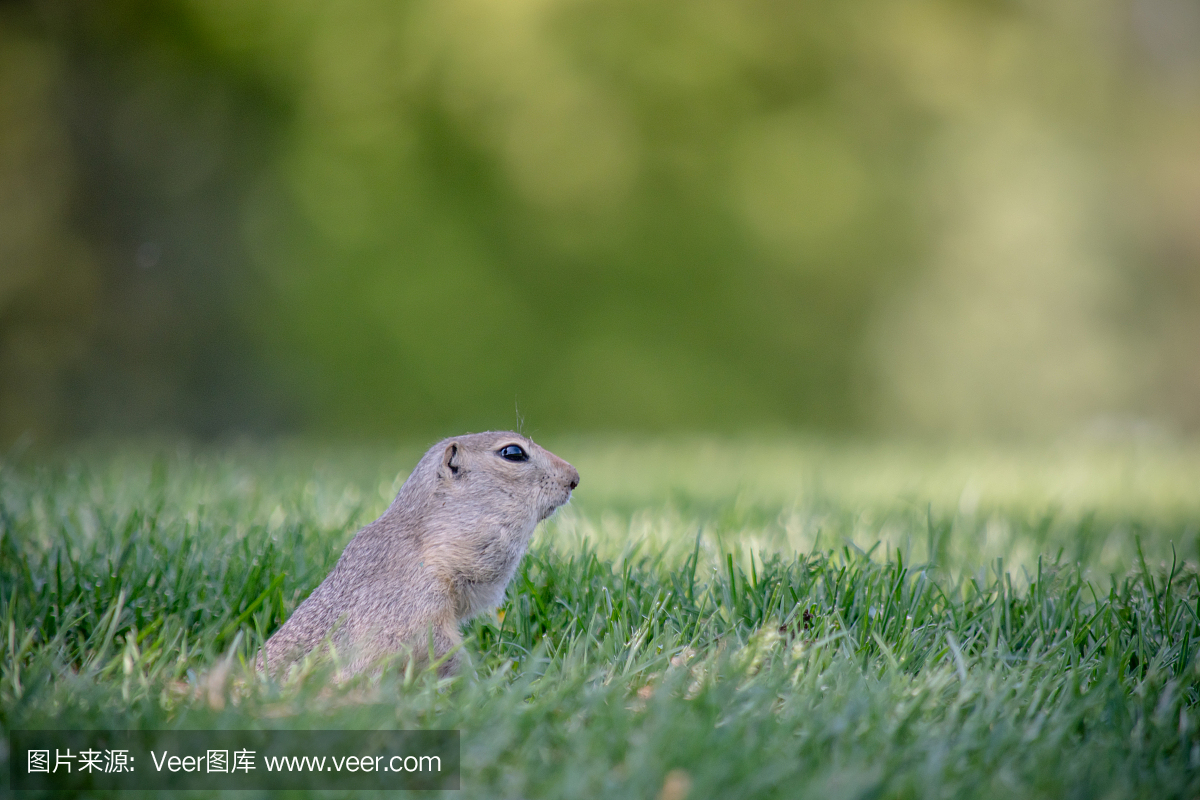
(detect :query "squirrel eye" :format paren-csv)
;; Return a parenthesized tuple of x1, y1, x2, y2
(497, 444, 528, 462)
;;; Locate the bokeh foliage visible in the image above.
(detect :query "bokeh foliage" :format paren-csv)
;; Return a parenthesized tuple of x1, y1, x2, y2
(2, 0, 1199, 439)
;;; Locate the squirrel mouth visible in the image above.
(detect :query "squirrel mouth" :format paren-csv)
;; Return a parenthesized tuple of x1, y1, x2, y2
(538, 491, 573, 521)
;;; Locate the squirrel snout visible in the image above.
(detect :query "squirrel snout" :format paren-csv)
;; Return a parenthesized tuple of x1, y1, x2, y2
(547, 452, 579, 491)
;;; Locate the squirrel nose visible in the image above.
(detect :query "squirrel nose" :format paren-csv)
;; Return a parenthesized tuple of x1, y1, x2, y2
(567, 467, 580, 490)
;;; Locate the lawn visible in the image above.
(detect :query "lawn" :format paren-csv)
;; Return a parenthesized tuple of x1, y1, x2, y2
(3, 438, 1200, 798)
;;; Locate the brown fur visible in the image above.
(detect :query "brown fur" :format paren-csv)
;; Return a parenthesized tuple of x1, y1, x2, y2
(258, 432, 579, 678)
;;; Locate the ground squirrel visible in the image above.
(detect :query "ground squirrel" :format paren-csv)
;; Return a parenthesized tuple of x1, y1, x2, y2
(258, 432, 579, 678)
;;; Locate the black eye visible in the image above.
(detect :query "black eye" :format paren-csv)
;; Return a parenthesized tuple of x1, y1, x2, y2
(498, 444, 528, 462)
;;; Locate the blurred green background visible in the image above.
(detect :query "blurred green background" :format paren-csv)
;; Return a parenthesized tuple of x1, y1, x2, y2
(2, 0, 1199, 442)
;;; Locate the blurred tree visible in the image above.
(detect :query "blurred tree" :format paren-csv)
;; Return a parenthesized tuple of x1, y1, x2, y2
(1, 1, 290, 441)
(198, 0, 924, 436)
(0, 4, 97, 442)
(1, 0, 1197, 442)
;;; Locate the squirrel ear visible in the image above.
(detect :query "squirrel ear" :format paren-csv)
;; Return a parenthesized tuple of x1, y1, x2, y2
(442, 442, 461, 478)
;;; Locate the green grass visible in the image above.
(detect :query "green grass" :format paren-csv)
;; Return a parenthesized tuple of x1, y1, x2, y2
(3, 439, 1200, 798)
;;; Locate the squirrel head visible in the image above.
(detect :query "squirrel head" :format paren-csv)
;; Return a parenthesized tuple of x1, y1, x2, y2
(431, 431, 579, 525)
